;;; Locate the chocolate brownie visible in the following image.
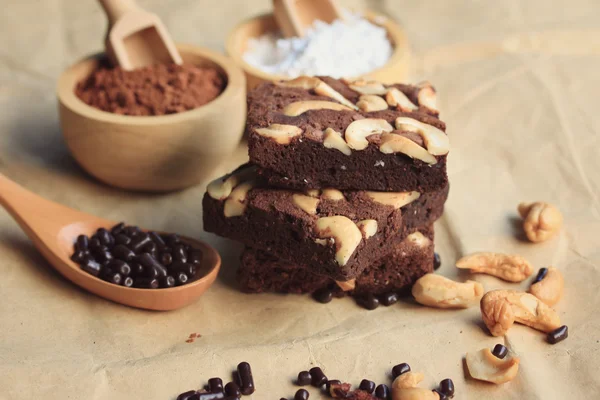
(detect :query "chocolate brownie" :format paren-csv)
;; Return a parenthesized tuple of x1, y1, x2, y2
(203, 164, 448, 281)
(238, 226, 434, 296)
(246, 76, 449, 192)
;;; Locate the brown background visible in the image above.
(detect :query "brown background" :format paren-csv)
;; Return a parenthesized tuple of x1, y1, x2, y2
(1, 0, 599, 399)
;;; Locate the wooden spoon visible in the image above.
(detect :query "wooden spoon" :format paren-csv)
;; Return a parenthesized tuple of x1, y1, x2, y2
(98, 0, 183, 70)
(273, 0, 343, 38)
(0, 173, 220, 311)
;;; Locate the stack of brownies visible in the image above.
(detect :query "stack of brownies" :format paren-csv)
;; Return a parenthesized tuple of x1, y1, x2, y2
(203, 76, 449, 308)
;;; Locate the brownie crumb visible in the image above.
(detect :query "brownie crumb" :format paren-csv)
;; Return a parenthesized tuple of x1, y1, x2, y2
(76, 61, 225, 116)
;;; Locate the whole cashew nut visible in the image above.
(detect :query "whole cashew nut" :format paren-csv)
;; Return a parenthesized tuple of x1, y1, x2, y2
(466, 348, 520, 384)
(518, 202, 563, 243)
(480, 290, 561, 336)
(529, 267, 564, 306)
(456, 252, 534, 282)
(392, 371, 439, 400)
(412, 274, 484, 309)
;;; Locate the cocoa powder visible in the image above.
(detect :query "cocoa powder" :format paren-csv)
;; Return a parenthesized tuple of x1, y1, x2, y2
(75, 61, 225, 116)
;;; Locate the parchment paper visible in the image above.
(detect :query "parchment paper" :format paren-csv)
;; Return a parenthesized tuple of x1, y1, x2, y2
(1, 1, 599, 399)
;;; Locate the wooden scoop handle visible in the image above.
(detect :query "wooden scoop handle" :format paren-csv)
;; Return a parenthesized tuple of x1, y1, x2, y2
(98, 0, 139, 25)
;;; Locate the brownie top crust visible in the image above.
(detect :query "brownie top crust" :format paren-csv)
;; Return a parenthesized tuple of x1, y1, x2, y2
(247, 76, 449, 166)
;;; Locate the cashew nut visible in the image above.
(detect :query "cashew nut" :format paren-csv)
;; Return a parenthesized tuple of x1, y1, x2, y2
(283, 100, 352, 116)
(315, 216, 363, 266)
(392, 372, 424, 389)
(518, 202, 563, 243)
(345, 118, 394, 150)
(323, 128, 352, 155)
(321, 188, 345, 201)
(336, 279, 356, 291)
(356, 219, 378, 238)
(529, 267, 564, 306)
(223, 181, 255, 218)
(406, 232, 431, 248)
(255, 124, 303, 145)
(292, 194, 320, 215)
(386, 88, 418, 111)
(456, 252, 534, 282)
(416, 81, 439, 114)
(412, 274, 484, 309)
(357, 94, 389, 112)
(465, 348, 520, 384)
(480, 290, 561, 336)
(395, 117, 449, 156)
(348, 79, 388, 95)
(365, 190, 420, 209)
(392, 372, 439, 400)
(277, 77, 357, 110)
(206, 165, 256, 200)
(379, 133, 438, 164)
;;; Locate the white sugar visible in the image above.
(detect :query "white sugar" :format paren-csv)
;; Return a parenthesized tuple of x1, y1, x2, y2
(243, 11, 393, 78)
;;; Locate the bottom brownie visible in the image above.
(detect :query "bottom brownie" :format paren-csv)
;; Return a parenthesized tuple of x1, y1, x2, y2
(238, 225, 434, 296)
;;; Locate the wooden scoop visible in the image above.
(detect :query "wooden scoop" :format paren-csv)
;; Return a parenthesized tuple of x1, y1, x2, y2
(273, 0, 343, 38)
(0, 174, 220, 311)
(98, 0, 182, 70)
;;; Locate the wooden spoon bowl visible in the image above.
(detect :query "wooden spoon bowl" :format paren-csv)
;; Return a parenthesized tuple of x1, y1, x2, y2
(226, 11, 411, 90)
(0, 173, 221, 311)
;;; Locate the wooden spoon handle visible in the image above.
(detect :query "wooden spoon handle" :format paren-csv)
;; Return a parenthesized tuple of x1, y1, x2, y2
(98, 0, 139, 25)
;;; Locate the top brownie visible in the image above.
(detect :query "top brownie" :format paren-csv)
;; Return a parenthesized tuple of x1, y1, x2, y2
(247, 76, 449, 192)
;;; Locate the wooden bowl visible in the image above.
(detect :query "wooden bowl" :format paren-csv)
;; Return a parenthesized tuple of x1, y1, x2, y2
(226, 12, 411, 90)
(57, 44, 246, 192)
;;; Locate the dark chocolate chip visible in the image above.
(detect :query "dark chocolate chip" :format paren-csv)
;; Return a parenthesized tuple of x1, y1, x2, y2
(131, 263, 144, 276)
(96, 228, 114, 247)
(433, 252, 441, 270)
(308, 367, 327, 387)
(95, 250, 113, 264)
(380, 292, 399, 306)
(138, 253, 167, 277)
(196, 392, 225, 400)
(533, 268, 548, 284)
(160, 252, 173, 266)
(165, 233, 181, 246)
(173, 244, 188, 263)
(313, 288, 333, 304)
(492, 344, 508, 359)
(224, 382, 241, 397)
(324, 380, 340, 394)
(123, 277, 134, 287)
(143, 241, 158, 257)
(110, 222, 125, 235)
(89, 238, 101, 250)
(108, 272, 122, 285)
(433, 389, 448, 400)
(359, 379, 376, 393)
(208, 377, 224, 393)
(359, 294, 380, 310)
(392, 363, 410, 378)
(129, 233, 152, 253)
(134, 278, 159, 289)
(440, 378, 454, 397)
(296, 371, 312, 386)
(188, 250, 203, 265)
(149, 232, 166, 249)
(161, 275, 176, 288)
(237, 362, 255, 395)
(76, 235, 89, 251)
(375, 384, 390, 399)
(294, 389, 309, 400)
(124, 226, 141, 237)
(547, 325, 568, 344)
(113, 244, 135, 262)
(115, 234, 131, 246)
(80, 259, 102, 277)
(176, 390, 197, 400)
(176, 272, 189, 286)
(71, 250, 88, 264)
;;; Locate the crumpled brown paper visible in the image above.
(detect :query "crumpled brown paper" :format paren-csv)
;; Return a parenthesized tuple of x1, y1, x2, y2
(1, 0, 599, 399)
